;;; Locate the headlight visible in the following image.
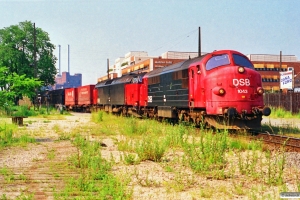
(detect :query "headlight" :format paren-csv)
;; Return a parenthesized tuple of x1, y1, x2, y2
(238, 66, 245, 73)
(219, 88, 225, 95)
(213, 87, 226, 96)
(257, 87, 264, 95)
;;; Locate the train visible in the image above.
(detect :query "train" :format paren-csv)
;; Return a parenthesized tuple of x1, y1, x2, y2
(42, 49, 271, 130)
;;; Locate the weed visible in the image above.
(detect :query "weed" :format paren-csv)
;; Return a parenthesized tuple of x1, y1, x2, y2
(58, 133, 70, 140)
(199, 188, 213, 198)
(123, 152, 139, 165)
(47, 149, 56, 160)
(123, 117, 147, 135)
(91, 111, 104, 122)
(134, 134, 167, 162)
(0, 194, 8, 200)
(233, 181, 246, 195)
(52, 124, 62, 133)
(133, 168, 160, 187)
(16, 192, 34, 200)
(0, 123, 35, 148)
(18, 173, 28, 182)
(183, 130, 228, 173)
(297, 174, 300, 192)
(164, 165, 174, 172)
(164, 124, 188, 148)
(0, 167, 15, 183)
(270, 107, 295, 118)
(117, 138, 135, 152)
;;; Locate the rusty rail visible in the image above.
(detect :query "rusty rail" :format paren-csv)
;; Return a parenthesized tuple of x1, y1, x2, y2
(254, 132, 300, 152)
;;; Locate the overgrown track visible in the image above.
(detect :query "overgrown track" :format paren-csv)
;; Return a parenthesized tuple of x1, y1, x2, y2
(0, 140, 78, 199)
(254, 132, 300, 152)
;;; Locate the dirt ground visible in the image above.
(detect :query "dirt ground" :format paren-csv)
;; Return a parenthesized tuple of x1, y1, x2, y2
(0, 113, 299, 200)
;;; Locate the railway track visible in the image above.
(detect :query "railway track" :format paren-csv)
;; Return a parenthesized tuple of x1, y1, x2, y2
(253, 132, 300, 152)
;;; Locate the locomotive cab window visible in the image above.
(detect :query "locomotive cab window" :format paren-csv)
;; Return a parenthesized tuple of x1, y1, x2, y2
(233, 54, 254, 69)
(205, 54, 230, 70)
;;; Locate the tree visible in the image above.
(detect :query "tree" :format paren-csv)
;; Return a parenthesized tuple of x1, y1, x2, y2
(0, 21, 57, 87)
(0, 66, 42, 108)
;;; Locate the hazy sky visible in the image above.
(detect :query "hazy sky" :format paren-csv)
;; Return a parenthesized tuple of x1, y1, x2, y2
(1, 0, 299, 85)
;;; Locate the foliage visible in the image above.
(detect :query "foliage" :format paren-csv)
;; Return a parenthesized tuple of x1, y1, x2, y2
(10, 105, 37, 117)
(270, 106, 300, 119)
(134, 134, 167, 162)
(0, 21, 57, 88)
(0, 66, 41, 107)
(0, 20, 55, 110)
(91, 110, 104, 122)
(183, 130, 228, 173)
(0, 123, 35, 148)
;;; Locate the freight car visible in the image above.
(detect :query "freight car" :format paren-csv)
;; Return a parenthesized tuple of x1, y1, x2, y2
(40, 88, 65, 109)
(95, 73, 146, 116)
(64, 85, 95, 112)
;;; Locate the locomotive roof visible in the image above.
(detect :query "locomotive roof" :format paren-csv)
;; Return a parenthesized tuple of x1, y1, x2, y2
(145, 55, 205, 78)
(95, 72, 146, 88)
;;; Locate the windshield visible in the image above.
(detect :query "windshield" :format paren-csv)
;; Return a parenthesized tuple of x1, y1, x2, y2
(233, 54, 254, 69)
(205, 54, 230, 70)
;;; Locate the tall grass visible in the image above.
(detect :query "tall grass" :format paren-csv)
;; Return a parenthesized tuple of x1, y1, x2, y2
(0, 123, 35, 148)
(90, 111, 295, 195)
(183, 130, 228, 175)
(270, 106, 300, 119)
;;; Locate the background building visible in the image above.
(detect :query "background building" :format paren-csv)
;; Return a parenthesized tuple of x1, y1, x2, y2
(53, 72, 82, 90)
(98, 51, 199, 82)
(248, 54, 300, 92)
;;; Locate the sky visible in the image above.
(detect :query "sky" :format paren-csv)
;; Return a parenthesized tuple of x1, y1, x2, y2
(1, 0, 300, 85)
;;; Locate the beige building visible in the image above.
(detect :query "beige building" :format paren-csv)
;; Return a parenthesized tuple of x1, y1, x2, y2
(248, 54, 300, 92)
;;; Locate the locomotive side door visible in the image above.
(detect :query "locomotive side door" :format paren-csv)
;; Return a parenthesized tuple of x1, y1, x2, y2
(189, 65, 204, 108)
(188, 67, 195, 108)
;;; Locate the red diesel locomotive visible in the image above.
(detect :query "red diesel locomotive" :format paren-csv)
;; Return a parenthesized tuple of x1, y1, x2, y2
(94, 49, 270, 130)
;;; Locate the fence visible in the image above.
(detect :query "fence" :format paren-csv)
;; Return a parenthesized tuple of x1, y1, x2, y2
(263, 92, 300, 113)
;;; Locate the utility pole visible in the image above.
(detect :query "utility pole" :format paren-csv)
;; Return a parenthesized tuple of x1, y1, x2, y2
(33, 23, 37, 78)
(279, 51, 282, 107)
(198, 27, 201, 57)
(33, 23, 38, 110)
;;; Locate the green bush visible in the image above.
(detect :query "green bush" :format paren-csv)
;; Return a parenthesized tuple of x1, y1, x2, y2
(135, 135, 167, 162)
(183, 130, 228, 173)
(11, 105, 37, 117)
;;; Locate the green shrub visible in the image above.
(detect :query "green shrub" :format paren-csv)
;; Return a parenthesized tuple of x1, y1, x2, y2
(183, 130, 228, 173)
(134, 135, 167, 162)
(11, 105, 37, 117)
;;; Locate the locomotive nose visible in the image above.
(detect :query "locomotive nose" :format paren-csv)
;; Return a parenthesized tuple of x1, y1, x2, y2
(261, 106, 271, 116)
